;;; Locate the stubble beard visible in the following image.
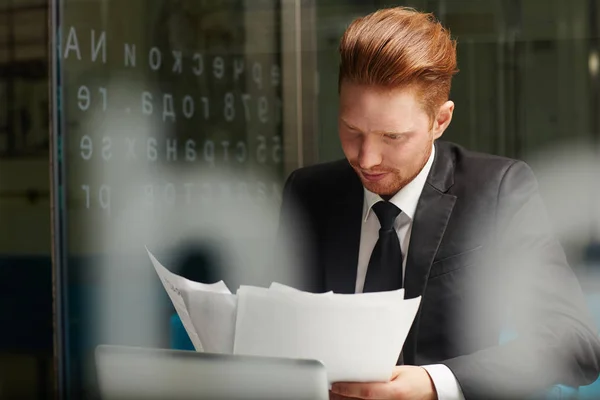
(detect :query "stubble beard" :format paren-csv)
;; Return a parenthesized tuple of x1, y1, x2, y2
(351, 141, 433, 197)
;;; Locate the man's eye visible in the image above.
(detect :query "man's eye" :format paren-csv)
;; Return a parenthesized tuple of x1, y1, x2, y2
(384, 134, 400, 140)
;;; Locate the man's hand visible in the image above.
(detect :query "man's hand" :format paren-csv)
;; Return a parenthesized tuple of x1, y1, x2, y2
(330, 366, 437, 400)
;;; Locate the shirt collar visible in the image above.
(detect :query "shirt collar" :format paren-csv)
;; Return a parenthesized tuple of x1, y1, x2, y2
(363, 144, 436, 222)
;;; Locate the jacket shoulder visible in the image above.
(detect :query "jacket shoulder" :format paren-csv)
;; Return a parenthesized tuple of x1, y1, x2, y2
(439, 141, 519, 170)
(437, 141, 530, 188)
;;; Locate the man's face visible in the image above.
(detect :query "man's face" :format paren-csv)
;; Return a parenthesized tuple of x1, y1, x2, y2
(338, 82, 453, 196)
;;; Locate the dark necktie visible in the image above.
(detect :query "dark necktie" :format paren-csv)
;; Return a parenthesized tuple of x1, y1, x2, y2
(363, 201, 403, 293)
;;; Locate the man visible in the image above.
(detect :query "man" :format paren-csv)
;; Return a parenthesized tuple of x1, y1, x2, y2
(279, 6, 600, 400)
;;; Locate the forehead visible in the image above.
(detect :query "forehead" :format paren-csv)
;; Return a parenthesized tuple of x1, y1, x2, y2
(338, 83, 428, 130)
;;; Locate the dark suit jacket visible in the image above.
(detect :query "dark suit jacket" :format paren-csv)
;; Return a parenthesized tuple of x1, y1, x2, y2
(279, 140, 600, 399)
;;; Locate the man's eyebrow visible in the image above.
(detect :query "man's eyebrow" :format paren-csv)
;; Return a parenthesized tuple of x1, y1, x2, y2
(378, 130, 413, 135)
(340, 118, 359, 130)
(341, 118, 413, 135)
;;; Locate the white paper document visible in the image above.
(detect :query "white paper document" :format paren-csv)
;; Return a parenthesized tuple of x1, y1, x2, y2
(185, 290, 237, 354)
(146, 247, 234, 353)
(148, 249, 420, 384)
(234, 286, 419, 383)
(269, 282, 334, 295)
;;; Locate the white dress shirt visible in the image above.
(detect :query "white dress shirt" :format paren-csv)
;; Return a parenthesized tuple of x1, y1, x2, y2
(354, 145, 465, 400)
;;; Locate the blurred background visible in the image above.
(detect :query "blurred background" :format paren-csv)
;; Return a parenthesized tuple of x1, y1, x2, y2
(1, 0, 600, 398)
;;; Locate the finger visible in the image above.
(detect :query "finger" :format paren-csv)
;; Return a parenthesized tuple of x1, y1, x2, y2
(330, 382, 392, 399)
(329, 390, 353, 400)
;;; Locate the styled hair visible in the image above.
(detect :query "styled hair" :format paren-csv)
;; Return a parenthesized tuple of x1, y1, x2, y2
(339, 7, 459, 120)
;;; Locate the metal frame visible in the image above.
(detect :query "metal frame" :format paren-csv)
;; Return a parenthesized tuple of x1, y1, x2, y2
(281, 0, 319, 176)
(49, 0, 69, 398)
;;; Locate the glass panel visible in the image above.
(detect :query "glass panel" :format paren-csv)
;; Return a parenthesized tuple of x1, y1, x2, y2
(53, 0, 307, 396)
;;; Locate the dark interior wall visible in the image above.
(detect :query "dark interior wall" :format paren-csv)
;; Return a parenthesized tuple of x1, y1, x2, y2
(0, 0, 53, 399)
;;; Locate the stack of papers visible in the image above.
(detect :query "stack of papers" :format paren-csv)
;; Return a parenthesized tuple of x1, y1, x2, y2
(147, 248, 420, 383)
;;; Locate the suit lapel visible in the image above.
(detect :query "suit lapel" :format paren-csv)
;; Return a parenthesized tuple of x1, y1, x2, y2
(320, 141, 457, 319)
(402, 141, 457, 365)
(323, 168, 364, 294)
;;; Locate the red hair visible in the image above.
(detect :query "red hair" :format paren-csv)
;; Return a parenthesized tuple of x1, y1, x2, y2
(339, 7, 459, 120)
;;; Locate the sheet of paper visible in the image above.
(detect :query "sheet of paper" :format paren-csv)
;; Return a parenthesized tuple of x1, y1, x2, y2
(184, 290, 237, 354)
(233, 286, 420, 383)
(332, 289, 406, 301)
(147, 248, 205, 351)
(269, 282, 333, 295)
(268, 283, 404, 301)
(183, 277, 231, 294)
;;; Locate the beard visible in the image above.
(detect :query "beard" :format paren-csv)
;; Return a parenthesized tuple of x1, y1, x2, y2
(350, 142, 433, 196)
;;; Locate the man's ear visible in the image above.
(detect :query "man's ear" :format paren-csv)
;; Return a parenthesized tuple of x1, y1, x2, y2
(432, 101, 454, 139)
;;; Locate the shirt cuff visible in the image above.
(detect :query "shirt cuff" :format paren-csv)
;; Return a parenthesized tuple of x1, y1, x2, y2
(421, 364, 465, 400)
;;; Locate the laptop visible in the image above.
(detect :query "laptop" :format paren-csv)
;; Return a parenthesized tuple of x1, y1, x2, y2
(95, 345, 329, 400)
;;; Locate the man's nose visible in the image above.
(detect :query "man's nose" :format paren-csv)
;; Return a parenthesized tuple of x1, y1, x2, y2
(357, 139, 382, 170)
